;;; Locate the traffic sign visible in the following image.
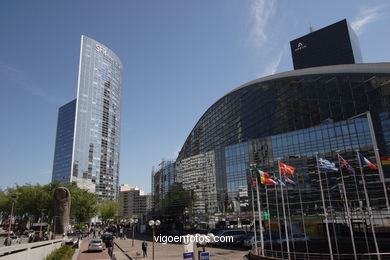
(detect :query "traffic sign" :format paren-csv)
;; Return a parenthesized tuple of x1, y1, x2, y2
(200, 251, 210, 260)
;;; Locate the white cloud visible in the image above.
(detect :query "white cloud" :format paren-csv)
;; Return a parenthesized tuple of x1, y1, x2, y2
(351, 5, 385, 35)
(249, 0, 277, 48)
(40, 168, 51, 175)
(0, 61, 63, 106)
(171, 146, 181, 159)
(260, 50, 283, 77)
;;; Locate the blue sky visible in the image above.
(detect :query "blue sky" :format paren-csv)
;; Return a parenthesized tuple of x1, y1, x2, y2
(1, 0, 390, 193)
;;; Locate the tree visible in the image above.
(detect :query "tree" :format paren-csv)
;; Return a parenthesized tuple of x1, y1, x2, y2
(0, 182, 99, 226)
(160, 183, 192, 216)
(65, 182, 99, 224)
(99, 200, 119, 221)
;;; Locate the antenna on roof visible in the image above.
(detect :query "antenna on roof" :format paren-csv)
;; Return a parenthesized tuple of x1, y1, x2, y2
(309, 24, 314, 33)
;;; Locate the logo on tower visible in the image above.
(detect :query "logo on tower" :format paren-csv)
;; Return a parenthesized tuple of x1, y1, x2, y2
(295, 42, 307, 52)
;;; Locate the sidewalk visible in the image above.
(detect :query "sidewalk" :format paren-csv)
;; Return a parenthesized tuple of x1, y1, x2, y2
(115, 234, 248, 260)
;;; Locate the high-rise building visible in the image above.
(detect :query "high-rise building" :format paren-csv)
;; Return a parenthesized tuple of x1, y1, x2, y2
(118, 184, 152, 221)
(52, 99, 76, 183)
(52, 35, 123, 200)
(153, 20, 390, 257)
(290, 19, 362, 70)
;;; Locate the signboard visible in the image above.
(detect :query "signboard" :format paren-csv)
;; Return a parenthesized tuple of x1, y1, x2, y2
(200, 252, 210, 260)
(183, 235, 195, 259)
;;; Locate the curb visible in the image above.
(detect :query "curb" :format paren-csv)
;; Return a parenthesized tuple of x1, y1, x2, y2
(114, 241, 132, 260)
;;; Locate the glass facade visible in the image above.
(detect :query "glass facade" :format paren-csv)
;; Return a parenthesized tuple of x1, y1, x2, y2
(168, 64, 390, 257)
(52, 35, 123, 200)
(52, 99, 76, 183)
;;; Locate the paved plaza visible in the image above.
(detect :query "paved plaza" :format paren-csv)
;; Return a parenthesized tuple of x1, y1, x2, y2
(115, 236, 249, 260)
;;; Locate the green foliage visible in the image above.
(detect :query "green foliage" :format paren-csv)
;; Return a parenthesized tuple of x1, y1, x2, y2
(74, 222, 85, 230)
(46, 245, 75, 260)
(160, 183, 192, 215)
(0, 182, 98, 225)
(99, 200, 119, 221)
(65, 182, 98, 223)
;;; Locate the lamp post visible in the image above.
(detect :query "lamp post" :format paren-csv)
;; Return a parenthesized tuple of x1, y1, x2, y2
(148, 219, 160, 260)
(39, 209, 46, 238)
(7, 192, 18, 241)
(130, 218, 138, 247)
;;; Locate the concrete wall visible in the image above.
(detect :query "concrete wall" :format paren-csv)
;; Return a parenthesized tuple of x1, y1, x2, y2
(0, 239, 63, 260)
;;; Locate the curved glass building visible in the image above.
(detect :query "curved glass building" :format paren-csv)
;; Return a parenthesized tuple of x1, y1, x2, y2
(52, 35, 123, 200)
(174, 63, 390, 257)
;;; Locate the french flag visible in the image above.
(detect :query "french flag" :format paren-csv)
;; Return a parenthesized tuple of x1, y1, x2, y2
(359, 153, 377, 170)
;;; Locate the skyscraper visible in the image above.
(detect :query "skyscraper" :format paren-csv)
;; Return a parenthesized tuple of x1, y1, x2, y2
(290, 19, 362, 70)
(52, 35, 123, 200)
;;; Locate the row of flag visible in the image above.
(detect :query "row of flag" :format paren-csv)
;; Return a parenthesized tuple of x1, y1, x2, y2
(250, 153, 378, 187)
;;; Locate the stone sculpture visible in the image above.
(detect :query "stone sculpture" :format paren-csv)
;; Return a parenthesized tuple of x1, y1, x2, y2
(53, 187, 71, 235)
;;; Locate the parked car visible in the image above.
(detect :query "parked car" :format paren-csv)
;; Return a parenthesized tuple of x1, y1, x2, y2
(276, 233, 310, 244)
(236, 232, 254, 247)
(11, 235, 21, 245)
(88, 239, 105, 252)
(212, 229, 247, 245)
(243, 232, 279, 248)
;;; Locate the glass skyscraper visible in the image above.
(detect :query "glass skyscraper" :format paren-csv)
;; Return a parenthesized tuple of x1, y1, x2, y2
(52, 35, 123, 200)
(152, 20, 390, 258)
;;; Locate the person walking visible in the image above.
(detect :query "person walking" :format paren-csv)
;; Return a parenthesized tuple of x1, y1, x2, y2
(142, 241, 148, 257)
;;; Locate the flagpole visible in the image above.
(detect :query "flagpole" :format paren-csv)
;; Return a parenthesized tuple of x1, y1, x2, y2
(265, 184, 273, 252)
(324, 169, 341, 259)
(366, 112, 390, 218)
(356, 151, 381, 260)
(350, 158, 371, 257)
(274, 180, 283, 256)
(255, 169, 265, 256)
(250, 168, 258, 255)
(337, 153, 357, 260)
(285, 184, 296, 257)
(296, 173, 309, 258)
(315, 154, 334, 260)
(278, 160, 291, 260)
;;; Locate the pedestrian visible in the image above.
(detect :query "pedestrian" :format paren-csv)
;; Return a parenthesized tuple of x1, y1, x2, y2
(28, 233, 34, 243)
(108, 238, 114, 257)
(3, 237, 11, 246)
(142, 241, 148, 257)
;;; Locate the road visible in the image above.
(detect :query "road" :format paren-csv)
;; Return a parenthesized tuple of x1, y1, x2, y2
(77, 238, 111, 260)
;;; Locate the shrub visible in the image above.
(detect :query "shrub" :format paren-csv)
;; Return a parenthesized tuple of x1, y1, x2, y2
(46, 245, 75, 260)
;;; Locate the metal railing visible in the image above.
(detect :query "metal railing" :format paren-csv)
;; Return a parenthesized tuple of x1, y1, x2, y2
(264, 249, 390, 260)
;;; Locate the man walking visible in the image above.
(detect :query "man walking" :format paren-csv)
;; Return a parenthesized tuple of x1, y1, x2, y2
(142, 241, 148, 257)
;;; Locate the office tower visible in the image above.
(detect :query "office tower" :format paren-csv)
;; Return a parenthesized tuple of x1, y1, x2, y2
(52, 35, 123, 200)
(290, 19, 362, 70)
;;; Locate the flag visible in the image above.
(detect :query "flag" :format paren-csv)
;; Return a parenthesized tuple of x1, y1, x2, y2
(338, 155, 355, 174)
(258, 170, 271, 184)
(274, 178, 285, 186)
(318, 157, 338, 171)
(359, 153, 377, 170)
(250, 175, 256, 187)
(265, 178, 277, 185)
(285, 176, 295, 185)
(279, 162, 295, 175)
(380, 155, 390, 165)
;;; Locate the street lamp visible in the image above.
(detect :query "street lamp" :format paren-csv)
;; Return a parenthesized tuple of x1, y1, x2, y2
(39, 209, 46, 238)
(148, 219, 161, 260)
(129, 218, 138, 247)
(7, 192, 19, 241)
